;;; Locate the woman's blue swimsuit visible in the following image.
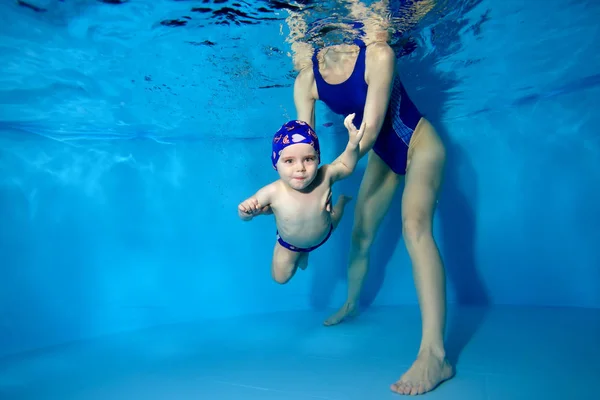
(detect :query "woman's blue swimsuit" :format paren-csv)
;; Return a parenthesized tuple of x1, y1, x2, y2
(311, 38, 422, 175)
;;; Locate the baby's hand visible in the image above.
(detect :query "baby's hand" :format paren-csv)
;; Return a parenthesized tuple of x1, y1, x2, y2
(238, 198, 262, 220)
(344, 113, 366, 145)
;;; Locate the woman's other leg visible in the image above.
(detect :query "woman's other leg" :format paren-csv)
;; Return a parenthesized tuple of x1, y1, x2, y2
(391, 118, 454, 395)
(324, 151, 402, 325)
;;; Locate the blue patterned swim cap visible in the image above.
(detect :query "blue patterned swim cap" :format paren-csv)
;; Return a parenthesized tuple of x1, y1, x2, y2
(271, 120, 320, 170)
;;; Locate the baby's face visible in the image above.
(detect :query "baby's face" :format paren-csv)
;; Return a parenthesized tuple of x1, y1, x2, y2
(276, 143, 319, 191)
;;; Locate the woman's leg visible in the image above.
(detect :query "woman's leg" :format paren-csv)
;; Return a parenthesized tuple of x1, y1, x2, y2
(391, 118, 454, 395)
(324, 151, 402, 326)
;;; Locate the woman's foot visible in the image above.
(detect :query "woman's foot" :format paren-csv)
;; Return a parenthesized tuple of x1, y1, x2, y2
(323, 301, 359, 326)
(390, 348, 454, 395)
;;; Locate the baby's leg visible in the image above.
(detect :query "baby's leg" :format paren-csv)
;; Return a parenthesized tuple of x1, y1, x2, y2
(331, 195, 353, 229)
(297, 253, 309, 270)
(271, 242, 309, 284)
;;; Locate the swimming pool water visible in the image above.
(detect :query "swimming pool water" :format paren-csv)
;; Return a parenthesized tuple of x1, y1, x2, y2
(0, 0, 599, 398)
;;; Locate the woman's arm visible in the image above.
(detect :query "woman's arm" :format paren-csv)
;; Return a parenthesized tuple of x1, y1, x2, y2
(358, 42, 396, 158)
(293, 67, 316, 129)
(294, 67, 334, 211)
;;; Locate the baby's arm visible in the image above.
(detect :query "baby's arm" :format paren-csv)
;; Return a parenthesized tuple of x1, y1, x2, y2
(326, 113, 365, 183)
(238, 183, 277, 221)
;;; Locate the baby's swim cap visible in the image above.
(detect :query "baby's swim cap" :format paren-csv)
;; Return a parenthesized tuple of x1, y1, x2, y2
(271, 120, 320, 170)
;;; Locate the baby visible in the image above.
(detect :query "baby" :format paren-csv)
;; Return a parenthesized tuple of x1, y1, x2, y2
(238, 114, 364, 284)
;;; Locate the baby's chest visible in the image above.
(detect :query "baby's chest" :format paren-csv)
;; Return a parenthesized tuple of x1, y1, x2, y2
(274, 191, 323, 219)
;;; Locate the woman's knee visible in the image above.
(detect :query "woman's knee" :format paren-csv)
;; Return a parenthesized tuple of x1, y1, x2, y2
(402, 211, 433, 246)
(350, 198, 393, 255)
(351, 219, 377, 255)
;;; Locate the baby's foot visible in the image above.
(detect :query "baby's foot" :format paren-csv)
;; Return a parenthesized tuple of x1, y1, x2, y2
(323, 302, 358, 326)
(390, 349, 454, 395)
(331, 195, 353, 227)
(336, 195, 352, 208)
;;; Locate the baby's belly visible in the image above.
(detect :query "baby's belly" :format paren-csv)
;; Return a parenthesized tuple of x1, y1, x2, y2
(276, 212, 332, 249)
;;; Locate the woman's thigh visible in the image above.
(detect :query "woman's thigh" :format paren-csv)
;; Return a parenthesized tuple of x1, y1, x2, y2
(402, 118, 446, 226)
(352, 151, 403, 244)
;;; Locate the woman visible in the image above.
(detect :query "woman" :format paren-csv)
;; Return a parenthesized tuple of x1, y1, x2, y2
(287, 4, 454, 396)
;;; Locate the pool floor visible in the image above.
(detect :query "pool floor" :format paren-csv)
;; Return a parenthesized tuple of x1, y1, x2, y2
(0, 305, 598, 399)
